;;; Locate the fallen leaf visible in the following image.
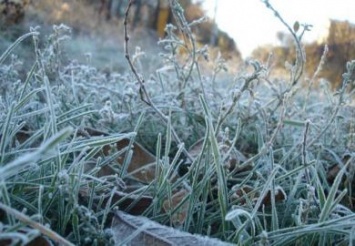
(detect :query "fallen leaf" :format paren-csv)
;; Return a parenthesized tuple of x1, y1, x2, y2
(162, 189, 189, 226)
(232, 185, 286, 206)
(79, 127, 157, 183)
(0, 234, 51, 246)
(115, 138, 156, 183)
(231, 185, 257, 205)
(111, 211, 235, 246)
(260, 186, 287, 206)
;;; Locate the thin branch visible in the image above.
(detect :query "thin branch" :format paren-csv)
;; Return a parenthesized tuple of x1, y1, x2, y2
(124, 0, 151, 106)
(261, 0, 305, 86)
(123, 0, 193, 162)
(215, 63, 264, 135)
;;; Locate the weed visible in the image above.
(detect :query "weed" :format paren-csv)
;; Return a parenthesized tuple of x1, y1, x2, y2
(1, 0, 355, 245)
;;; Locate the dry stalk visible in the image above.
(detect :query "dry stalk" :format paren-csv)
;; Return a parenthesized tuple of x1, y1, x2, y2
(123, 1, 193, 162)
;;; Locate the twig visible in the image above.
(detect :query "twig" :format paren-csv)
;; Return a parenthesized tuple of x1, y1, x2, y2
(123, 0, 193, 162)
(169, 0, 198, 89)
(215, 64, 264, 135)
(124, 0, 150, 106)
(261, 0, 305, 86)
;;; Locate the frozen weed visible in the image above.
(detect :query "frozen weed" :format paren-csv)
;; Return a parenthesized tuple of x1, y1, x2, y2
(1, 0, 355, 245)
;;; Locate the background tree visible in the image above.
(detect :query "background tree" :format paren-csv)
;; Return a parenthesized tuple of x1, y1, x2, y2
(252, 20, 355, 89)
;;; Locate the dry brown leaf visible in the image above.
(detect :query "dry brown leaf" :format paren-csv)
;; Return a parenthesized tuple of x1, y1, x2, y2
(232, 185, 286, 206)
(0, 124, 32, 147)
(260, 186, 287, 206)
(26, 236, 52, 246)
(162, 189, 189, 226)
(326, 154, 354, 184)
(76, 127, 156, 217)
(327, 164, 341, 184)
(115, 139, 156, 183)
(231, 185, 257, 205)
(0, 234, 51, 246)
(80, 127, 157, 183)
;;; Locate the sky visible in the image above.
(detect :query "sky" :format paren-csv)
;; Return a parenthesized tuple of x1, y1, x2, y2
(201, 0, 355, 58)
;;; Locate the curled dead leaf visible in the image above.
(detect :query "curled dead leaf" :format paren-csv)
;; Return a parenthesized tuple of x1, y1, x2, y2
(261, 186, 287, 206)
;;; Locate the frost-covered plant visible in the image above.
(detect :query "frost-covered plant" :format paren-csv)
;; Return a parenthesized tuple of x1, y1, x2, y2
(1, 0, 355, 245)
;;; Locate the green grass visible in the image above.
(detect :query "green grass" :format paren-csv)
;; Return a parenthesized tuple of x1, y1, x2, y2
(1, 1, 355, 245)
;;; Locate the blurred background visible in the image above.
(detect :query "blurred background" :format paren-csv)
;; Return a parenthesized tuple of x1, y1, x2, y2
(1, 0, 355, 89)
